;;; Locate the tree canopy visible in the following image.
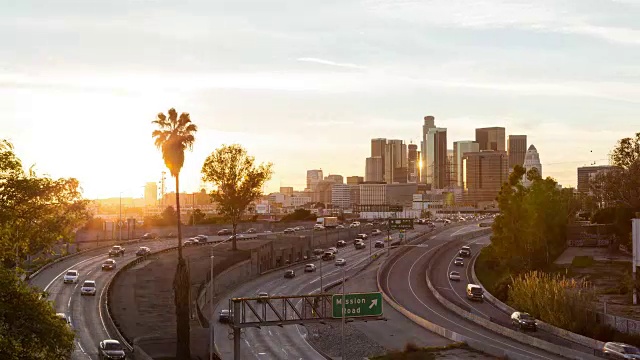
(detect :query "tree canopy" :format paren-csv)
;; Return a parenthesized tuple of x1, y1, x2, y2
(201, 144, 273, 250)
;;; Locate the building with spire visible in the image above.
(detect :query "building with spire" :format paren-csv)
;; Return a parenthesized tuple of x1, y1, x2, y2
(523, 144, 542, 186)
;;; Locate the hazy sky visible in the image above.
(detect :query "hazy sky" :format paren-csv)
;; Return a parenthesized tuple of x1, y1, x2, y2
(1, 0, 638, 198)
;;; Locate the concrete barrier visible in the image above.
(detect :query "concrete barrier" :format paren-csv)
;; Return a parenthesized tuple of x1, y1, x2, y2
(426, 239, 602, 360)
(470, 252, 607, 351)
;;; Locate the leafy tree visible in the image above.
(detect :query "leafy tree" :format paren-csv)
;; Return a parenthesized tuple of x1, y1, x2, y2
(161, 205, 178, 225)
(188, 208, 206, 225)
(0, 141, 90, 268)
(281, 209, 313, 222)
(201, 144, 273, 251)
(151, 108, 197, 360)
(611, 132, 640, 170)
(0, 267, 75, 359)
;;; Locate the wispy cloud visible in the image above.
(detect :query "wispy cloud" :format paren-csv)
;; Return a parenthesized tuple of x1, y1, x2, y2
(297, 57, 367, 70)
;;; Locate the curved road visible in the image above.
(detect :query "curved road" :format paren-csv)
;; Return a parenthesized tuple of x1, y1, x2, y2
(211, 227, 424, 360)
(430, 235, 595, 354)
(381, 223, 567, 360)
(30, 238, 180, 359)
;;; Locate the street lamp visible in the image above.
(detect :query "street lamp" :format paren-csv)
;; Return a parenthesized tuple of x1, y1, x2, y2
(209, 248, 215, 360)
(341, 264, 346, 360)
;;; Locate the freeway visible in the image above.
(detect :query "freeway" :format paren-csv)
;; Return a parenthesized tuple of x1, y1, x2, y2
(30, 238, 180, 359)
(381, 223, 567, 360)
(430, 235, 595, 354)
(211, 227, 422, 360)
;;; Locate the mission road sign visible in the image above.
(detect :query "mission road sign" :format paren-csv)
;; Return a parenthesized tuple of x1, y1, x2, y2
(332, 292, 383, 318)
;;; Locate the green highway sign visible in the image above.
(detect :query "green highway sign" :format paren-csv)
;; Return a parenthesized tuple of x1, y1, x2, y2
(332, 292, 383, 318)
(389, 218, 414, 230)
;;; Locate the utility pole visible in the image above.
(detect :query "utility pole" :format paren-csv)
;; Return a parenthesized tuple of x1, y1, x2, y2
(119, 192, 122, 241)
(341, 265, 346, 360)
(209, 248, 215, 360)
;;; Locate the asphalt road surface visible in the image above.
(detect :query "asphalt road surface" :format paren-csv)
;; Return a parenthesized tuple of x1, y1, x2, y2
(430, 234, 595, 354)
(210, 227, 423, 360)
(381, 223, 568, 360)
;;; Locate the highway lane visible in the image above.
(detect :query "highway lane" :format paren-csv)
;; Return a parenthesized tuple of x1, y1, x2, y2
(32, 238, 180, 360)
(382, 224, 566, 360)
(212, 227, 425, 360)
(430, 235, 595, 354)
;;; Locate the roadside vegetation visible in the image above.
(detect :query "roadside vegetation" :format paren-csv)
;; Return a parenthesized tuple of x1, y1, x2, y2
(0, 140, 90, 358)
(370, 342, 469, 360)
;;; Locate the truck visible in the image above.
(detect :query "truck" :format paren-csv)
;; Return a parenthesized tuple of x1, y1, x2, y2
(316, 216, 338, 228)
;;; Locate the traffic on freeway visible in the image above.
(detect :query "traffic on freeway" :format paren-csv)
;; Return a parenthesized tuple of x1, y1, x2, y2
(380, 223, 568, 360)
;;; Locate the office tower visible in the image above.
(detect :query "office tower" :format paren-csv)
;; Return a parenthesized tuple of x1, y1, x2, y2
(463, 151, 509, 206)
(365, 157, 384, 182)
(325, 174, 344, 184)
(508, 135, 527, 168)
(331, 184, 351, 209)
(144, 182, 157, 207)
(476, 127, 506, 151)
(408, 143, 419, 183)
(447, 149, 455, 188)
(359, 183, 387, 205)
(306, 169, 323, 191)
(346, 176, 364, 185)
(577, 165, 616, 193)
(426, 128, 447, 189)
(420, 116, 436, 183)
(384, 139, 408, 184)
(453, 141, 480, 187)
(279, 187, 294, 196)
(314, 180, 333, 204)
(522, 144, 542, 186)
(371, 138, 387, 182)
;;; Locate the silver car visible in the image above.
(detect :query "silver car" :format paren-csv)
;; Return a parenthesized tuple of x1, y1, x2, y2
(603, 342, 640, 359)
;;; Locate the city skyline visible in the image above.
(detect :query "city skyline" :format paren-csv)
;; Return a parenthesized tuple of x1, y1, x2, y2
(3, 0, 636, 199)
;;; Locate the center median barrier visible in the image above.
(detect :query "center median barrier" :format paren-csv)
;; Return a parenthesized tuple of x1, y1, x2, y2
(425, 236, 602, 360)
(469, 247, 607, 353)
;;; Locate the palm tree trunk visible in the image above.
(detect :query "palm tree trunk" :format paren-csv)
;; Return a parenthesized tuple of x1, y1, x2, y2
(174, 176, 191, 359)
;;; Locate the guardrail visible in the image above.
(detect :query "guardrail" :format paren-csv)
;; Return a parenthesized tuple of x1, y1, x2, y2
(470, 247, 607, 351)
(424, 234, 602, 360)
(376, 227, 528, 359)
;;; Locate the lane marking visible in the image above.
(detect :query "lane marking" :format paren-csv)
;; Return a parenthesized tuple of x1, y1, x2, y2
(43, 254, 105, 292)
(446, 238, 491, 319)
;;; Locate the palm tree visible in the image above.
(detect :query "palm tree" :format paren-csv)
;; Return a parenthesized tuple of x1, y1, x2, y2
(152, 108, 197, 360)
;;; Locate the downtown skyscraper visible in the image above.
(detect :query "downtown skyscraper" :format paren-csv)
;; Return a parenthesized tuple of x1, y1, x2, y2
(420, 116, 448, 189)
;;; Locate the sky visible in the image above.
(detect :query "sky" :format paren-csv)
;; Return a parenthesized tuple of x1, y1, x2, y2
(1, 0, 639, 199)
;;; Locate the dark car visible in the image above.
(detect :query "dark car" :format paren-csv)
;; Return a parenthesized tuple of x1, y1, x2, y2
(454, 257, 464, 266)
(219, 309, 231, 323)
(136, 246, 151, 257)
(374, 240, 384, 248)
(336, 240, 347, 247)
(511, 312, 537, 331)
(108, 245, 125, 257)
(283, 228, 295, 234)
(101, 259, 116, 271)
(98, 339, 126, 360)
(355, 241, 366, 250)
(284, 270, 295, 278)
(217, 229, 232, 236)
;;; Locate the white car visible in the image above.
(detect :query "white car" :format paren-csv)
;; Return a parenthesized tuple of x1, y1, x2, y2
(80, 280, 97, 296)
(56, 313, 72, 327)
(335, 258, 346, 266)
(328, 247, 338, 254)
(63, 270, 79, 284)
(304, 264, 317, 272)
(449, 271, 461, 281)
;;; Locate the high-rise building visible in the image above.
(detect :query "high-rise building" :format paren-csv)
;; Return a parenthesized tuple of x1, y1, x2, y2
(420, 116, 436, 183)
(371, 138, 387, 182)
(427, 128, 448, 189)
(346, 176, 364, 185)
(508, 135, 527, 169)
(144, 182, 157, 207)
(384, 139, 408, 184)
(453, 141, 480, 187)
(279, 187, 294, 196)
(476, 127, 506, 152)
(447, 149, 455, 188)
(306, 169, 323, 191)
(359, 183, 387, 205)
(577, 165, 616, 193)
(349, 185, 361, 207)
(523, 144, 542, 186)
(365, 157, 384, 182)
(314, 180, 333, 204)
(463, 150, 509, 206)
(325, 174, 344, 184)
(408, 143, 419, 183)
(387, 183, 418, 208)
(331, 184, 351, 209)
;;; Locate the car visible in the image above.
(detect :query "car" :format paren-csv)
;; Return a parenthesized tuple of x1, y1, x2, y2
(227, 234, 243, 241)
(283, 228, 295, 234)
(136, 246, 151, 256)
(284, 270, 295, 278)
(101, 259, 116, 271)
(511, 312, 537, 331)
(459, 246, 471, 257)
(336, 224, 345, 229)
(257, 292, 269, 303)
(63, 270, 79, 284)
(140, 232, 156, 240)
(183, 239, 195, 246)
(328, 247, 338, 254)
(56, 313, 72, 327)
(355, 241, 366, 250)
(356, 233, 368, 240)
(335, 258, 346, 266)
(304, 264, 317, 272)
(322, 252, 336, 261)
(245, 228, 257, 234)
(374, 240, 384, 248)
(218, 309, 232, 323)
(217, 229, 232, 236)
(602, 342, 640, 359)
(313, 248, 324, 255)
(349, 222, 359, 228)
(98, 339, 126, 360)
(294, 226, 305, 231)
(108, 245, 125, 257)
(195, 235, 208, 241)
(454, 257, 464, 266)
(371, 229, 382, 236)
(336, 240, 347, 247)
(466, 284, 484, 301)
(449, 271, 461, 281)
(314, 225, 325, 231)
(80, 280, 97, 296)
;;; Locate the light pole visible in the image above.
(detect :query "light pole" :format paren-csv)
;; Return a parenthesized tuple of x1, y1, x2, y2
(341, 264, 346, 360)
(209, 248, 215, 360)
(318, 255, 324, 293)
(119, 192, 123, 241)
